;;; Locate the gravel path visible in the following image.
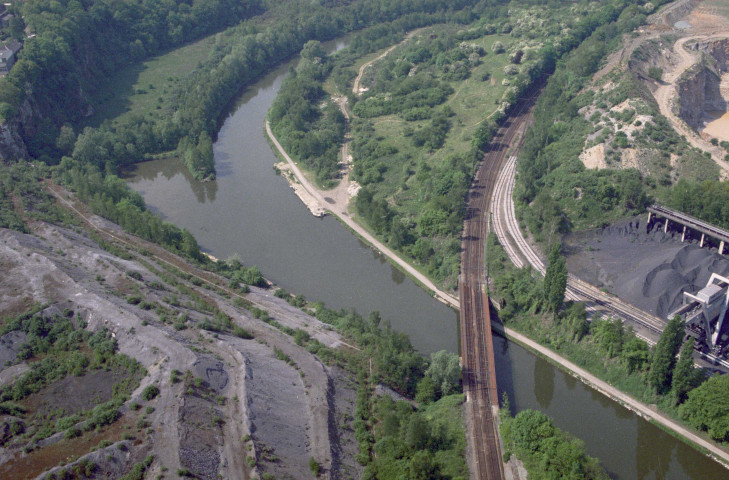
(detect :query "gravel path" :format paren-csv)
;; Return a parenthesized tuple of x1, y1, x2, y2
(265, 120, 459, 309)
(494, 323, 729, 469)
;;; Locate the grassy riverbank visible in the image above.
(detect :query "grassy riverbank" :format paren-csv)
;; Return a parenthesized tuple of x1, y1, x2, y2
(487, 232, 729, 468)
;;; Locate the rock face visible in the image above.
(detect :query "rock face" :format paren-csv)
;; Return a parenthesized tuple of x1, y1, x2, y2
(676, 38, 729, 128)
(0, 121, 27, 161)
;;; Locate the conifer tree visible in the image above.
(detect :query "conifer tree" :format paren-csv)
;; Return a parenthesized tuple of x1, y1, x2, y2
(543, 243, 567, 314)
(648, 316, 685, 395)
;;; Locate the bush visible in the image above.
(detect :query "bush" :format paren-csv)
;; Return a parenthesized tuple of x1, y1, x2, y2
(647, 66, 663, 81)
(141, 385, 160, 401)
(309, 457, 321, 476)
(233, 326, 254, 339)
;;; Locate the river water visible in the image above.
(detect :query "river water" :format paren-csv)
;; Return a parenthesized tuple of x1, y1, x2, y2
(125, 39, 729, 479)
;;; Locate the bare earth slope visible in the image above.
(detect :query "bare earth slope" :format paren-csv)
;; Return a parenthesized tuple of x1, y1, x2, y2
(0, 185, 362, 480)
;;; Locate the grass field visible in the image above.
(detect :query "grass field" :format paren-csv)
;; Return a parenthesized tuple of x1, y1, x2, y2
(86, 35, 217, 128)
(353, 27, 515, 217)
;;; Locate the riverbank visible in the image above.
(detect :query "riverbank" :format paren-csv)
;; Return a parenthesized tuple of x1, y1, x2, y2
(264, 120, 460, 309)
(265, 73, 729, 473)
(492, 322, 729, 470)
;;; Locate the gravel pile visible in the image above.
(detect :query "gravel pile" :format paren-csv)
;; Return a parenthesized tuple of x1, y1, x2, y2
(564, 217, 729, 318)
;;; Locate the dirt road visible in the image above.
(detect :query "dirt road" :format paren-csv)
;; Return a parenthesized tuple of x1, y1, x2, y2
(351, 30, 420, 96)
(652, 35, 729, 173)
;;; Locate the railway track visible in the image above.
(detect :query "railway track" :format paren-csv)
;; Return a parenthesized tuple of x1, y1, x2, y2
(460, 93, 537, 480)
(490, 132, 729, 370)
(492, 154, 667, 336)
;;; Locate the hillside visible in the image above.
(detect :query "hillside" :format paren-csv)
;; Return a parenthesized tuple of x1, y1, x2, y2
(0, 179, 363, 479)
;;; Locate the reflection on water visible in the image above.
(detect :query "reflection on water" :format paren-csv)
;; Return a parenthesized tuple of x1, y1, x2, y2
(637, 418, 672, 480)
(124, 158, 218, 204)
(493, 333, 728, 479)
(703, 110, 729, 143)
(126, 36, 459, 355)
(391, 265, 406, 285)
(533, 356, 554, 409)
(125, 34, 729, 480)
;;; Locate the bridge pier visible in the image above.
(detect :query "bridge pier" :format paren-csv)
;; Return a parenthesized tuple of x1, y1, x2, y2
(649, 204, 729, 257)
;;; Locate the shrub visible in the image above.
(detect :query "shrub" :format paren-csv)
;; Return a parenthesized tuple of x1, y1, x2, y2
(647, 66, 663, 81)
(309, 457, 321, 476)
(142, 385, 160, 401)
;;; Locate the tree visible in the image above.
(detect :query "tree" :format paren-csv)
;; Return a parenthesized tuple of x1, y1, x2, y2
(424, 350, 461, 398)
(8, 16, 24, 42)
(415, 376, 436, 404)
(680, 374, 729, 441)
(671, 336, 696, 405)
(55, 125, 76, 155)
(543, 243, 567, 314)
(405, 413, 430, 451)
(300, 40, 326, 62)
(647, 316, 685, 395)
(409, 450, 440, 480)
(564, 302, 588, 340)
(591, 318, 624, 358)
(621, 336, 650, 373)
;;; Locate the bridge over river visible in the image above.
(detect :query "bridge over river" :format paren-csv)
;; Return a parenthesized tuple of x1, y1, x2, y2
(459, 96, 535, 479)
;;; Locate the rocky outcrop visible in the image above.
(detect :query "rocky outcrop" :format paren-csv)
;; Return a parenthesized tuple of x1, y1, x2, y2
(675, 39, 729, 128)
(0, 119, 28, 161)
(649, 0, 698, 27)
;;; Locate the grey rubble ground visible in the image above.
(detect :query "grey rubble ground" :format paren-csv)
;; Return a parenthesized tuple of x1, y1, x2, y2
(564, 216, 729, 319)
(0, 216, 363, 480)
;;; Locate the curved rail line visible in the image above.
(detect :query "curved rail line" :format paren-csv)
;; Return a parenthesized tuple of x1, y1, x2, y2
(491, 134, 729, 370)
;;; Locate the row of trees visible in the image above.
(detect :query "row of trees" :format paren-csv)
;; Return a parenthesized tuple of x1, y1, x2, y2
(492, 240, 729, 445)
(668, 179, 729, 231)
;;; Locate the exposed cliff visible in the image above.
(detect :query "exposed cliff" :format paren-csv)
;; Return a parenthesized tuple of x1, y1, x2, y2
(0, 120, 28, 162)
(675, 38, 729, 128)
(674, 57, 722, 127)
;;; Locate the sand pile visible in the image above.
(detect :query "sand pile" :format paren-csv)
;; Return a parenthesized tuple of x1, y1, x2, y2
(564, 217, 729, 318)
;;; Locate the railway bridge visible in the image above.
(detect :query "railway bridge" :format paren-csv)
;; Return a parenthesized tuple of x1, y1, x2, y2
(459, 95, 535, 480)
(647, 205, 729, 254)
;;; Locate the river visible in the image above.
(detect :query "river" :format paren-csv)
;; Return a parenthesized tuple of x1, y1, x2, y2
(125, 38, 729, 479)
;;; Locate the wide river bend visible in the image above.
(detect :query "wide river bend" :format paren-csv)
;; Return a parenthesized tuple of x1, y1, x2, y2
(126, 38, 728, 480)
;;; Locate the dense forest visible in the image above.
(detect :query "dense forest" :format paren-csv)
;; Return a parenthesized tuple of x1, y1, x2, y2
(1, 0, 264, 160)
(0, 0, 487, 181)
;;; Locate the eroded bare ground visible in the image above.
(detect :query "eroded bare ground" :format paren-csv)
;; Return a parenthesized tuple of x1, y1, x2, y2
(597, 0, 729, 175)
(0, 187, 362, 479)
